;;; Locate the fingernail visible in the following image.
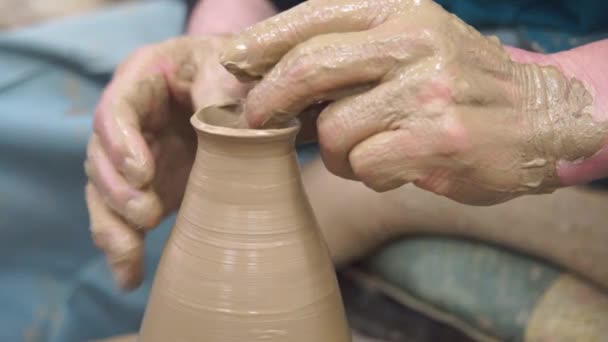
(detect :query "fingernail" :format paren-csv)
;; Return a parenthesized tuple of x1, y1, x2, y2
(219, 40, 247, 64)
(220, 42, 263, 82)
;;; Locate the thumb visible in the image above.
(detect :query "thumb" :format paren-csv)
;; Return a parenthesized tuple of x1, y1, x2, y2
(191, 58, 250, 108)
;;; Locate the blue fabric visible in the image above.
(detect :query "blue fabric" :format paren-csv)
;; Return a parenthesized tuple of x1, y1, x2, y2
(271, 0, 608, 53)
(273, 0, 608, 33)
(434, 0, 608, 53)
(435, 0, 608, 34)
(0, 2, 185, 341)
(0, 1, 605, 341)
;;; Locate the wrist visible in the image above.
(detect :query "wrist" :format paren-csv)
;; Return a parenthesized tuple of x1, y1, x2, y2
(550, 41, 608, 185)
(549, 41, 608, 120)
(186, 0, 277, 36)
(506, 42, 608, 186)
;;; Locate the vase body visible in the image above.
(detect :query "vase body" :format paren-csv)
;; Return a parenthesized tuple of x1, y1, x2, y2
(138, 106, 351, 341)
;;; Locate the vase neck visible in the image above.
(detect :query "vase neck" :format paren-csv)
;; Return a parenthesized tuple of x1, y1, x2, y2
(196, 131, 296, 158)
(190, 105, 301, 158)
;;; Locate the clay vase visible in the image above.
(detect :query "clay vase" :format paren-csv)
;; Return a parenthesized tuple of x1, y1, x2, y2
(138, 105, 352, 341)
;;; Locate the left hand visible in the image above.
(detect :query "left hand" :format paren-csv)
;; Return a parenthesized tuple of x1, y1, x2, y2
(220, 0, 608, 205)
(84, 36, 248, 289)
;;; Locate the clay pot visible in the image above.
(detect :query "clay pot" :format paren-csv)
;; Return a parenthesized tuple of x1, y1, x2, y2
(138, 105, 351, 341)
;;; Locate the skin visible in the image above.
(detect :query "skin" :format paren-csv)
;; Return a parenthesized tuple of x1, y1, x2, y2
(220, 0, 608, 205)
(84, 0, 277, 290)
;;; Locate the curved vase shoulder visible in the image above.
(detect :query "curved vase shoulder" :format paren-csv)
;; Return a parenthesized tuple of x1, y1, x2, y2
(138, 105, 352, 341)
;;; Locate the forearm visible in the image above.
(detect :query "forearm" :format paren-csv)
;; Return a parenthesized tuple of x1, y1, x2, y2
(186, 0, 277, 35)
(508, 40, 608, 186)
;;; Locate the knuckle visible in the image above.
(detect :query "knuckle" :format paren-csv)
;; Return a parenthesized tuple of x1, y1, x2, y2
(349, 149, 376, 182)
(282, 39, 328, 82)
(317, 115, 343, 156)
(318, 114, 352, 176)
(91, 231, 111, 250)
(367, 178, 404, 192)
(350, 156, 401, 192)
(317, 103, 353, 154)
(415, 169, 454, 196)
(349, 144, 414, 192)
(90, 223, 143, 264)
(107, 239, 143, 265)
(284, 52, 317, 82)
(125, 194, 163, 229)
(92, 106, 108, 134)
(243, 87, 268, 124)
(437, 113, 471, 155)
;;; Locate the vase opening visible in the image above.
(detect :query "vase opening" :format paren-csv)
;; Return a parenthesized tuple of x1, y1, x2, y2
(191, 104, 300, 140)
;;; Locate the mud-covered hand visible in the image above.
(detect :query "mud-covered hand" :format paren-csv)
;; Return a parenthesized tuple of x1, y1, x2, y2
(85, 36, 247, 290)
(220, 0, 608, 205)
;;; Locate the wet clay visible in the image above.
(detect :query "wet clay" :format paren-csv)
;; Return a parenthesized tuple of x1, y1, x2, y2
(221, 0, 608, 203)
(138, 106, 351, 341)
(301, 157, 608, 291)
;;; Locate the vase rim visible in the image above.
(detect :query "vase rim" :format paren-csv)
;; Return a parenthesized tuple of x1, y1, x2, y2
(191, 105, 300, 139)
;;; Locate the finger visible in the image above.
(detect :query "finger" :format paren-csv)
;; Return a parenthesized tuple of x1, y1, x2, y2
(316, 60, 434, 178)
(448, 65, 517, 107)
(94, 39, 198, 188)
(86, 134, 163, 229)
(86, 183, 144, 290)
(190, 59, 250, 109)
(348, 131, 426, 192)
(94, 92, 157, 188)
(347, 114, 464, 192)
(242, 28, 433, 127)
(220, 0, 394, 79)
(317, 81, 408, 179)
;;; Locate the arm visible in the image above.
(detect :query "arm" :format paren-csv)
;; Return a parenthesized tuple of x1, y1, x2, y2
(302, 156, 608, 290)
(186, 0, 277, 35)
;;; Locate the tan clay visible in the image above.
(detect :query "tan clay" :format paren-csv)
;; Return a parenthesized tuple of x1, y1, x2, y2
(137, 106, 351, 341)
(221, 0, 608, 204)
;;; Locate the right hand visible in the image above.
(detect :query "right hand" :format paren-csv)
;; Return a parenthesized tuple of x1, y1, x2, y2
(220, 0, 608, 206)
(84, 36, 247, 290)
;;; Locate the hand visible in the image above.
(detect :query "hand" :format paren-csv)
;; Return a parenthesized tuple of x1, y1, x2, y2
(85, 36, 247, 290)
(220, 0, 608, 205)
